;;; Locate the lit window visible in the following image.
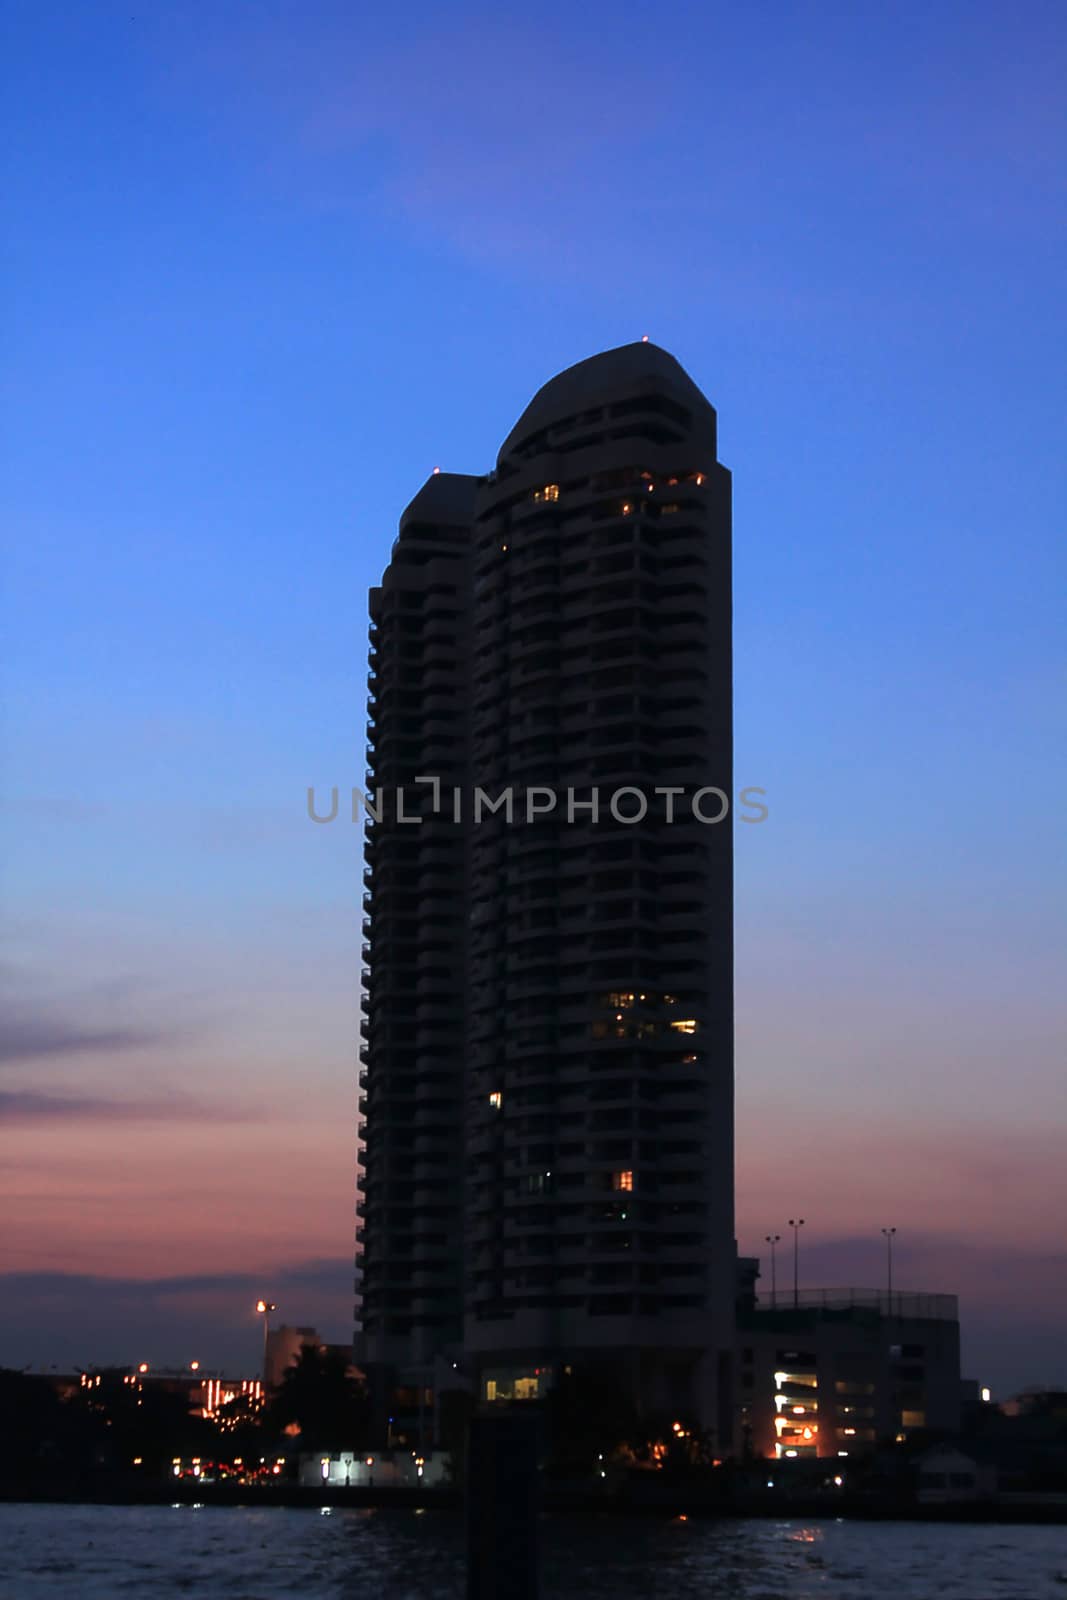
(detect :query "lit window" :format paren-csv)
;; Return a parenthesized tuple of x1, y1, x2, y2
(533, 484, 560, 503)
(489, 1092, 502, 1109)
(613, 1170, 634, 1191)
(621, 502, 633, 515)
(669, 1019, 698, 1034)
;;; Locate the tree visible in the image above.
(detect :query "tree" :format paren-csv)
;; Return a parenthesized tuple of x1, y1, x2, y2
(542, 1364, 640, 1476)
(263, 1345, 371, 1451)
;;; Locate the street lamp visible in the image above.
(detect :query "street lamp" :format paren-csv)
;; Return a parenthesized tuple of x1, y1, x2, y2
(256, 1300, 276, 1385)
(764, 1235, 781, 1307)
(788, 1219, 805, 1309)
(881, 1228, 897, 1313)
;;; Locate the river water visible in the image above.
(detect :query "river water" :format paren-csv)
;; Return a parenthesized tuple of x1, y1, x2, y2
(0, 1504, 1064, 1598)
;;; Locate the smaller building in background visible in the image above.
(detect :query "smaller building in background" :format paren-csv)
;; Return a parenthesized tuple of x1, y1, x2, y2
(264, 1324, 363, 1391)
(736, 1288, 961, 1460)
(264, 1326, 323, 1389)
(76, 1366, 263, 1419)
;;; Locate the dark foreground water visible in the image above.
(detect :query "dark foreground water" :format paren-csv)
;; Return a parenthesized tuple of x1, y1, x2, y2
(0, 1504, 1065, 1599)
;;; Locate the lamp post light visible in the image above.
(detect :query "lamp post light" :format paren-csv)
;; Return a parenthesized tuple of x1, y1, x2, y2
(764, 1234, 781, 1308)
(788, 1219, 805, 1309)
(256, 1300, 276, 1385)
(881, 1228, 897, 1314)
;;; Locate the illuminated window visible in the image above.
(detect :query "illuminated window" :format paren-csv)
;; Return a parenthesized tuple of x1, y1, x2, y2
(489, 1092, 502, 1109)
(669, 1019, 698, 1034)
(613, 1170, 634, 1191)
(533, 484, 560, 503)
(484, 1368, 549, 1403)
(901, 1410, 926, 1429)
(660, 503, 680, 515)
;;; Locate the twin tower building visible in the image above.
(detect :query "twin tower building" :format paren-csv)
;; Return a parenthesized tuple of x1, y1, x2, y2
(356, 342, 737, 1445)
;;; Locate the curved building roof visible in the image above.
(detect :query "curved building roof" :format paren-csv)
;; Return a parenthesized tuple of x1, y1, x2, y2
(397, 470, 480, 532)
(497, 341, 714, 464)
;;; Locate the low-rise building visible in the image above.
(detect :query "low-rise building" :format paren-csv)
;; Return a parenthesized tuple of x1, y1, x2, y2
(916, 1445, 995, 1503)
(736, 1288, 961, 1460)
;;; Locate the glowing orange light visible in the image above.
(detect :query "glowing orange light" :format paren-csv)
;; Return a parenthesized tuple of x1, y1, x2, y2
(138, 1363, 149, 1374)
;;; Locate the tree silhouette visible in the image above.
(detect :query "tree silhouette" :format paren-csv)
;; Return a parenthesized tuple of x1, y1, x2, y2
(264, 1344, 371, 1451)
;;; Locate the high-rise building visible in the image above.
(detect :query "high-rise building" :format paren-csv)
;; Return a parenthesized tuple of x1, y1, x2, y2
(358, 342, 735, 1444)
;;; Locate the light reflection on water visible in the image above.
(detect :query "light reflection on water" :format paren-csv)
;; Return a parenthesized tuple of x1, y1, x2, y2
(0, 1503, 1065, 1598)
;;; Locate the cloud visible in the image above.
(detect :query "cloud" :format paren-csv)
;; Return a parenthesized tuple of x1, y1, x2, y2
(0, 1088, 259, 1125)
(0, 1014, 172, 1067)
(0, 1259, 355, 1374)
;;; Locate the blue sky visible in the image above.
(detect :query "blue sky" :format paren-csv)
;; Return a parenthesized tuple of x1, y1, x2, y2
(1, 0, 1064, 1391)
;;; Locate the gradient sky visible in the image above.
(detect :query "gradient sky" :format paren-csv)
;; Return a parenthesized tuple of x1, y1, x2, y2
(2, 1, 1064, 1394)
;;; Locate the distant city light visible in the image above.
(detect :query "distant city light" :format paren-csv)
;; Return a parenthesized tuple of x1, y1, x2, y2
(138, 1363, 149, 1374)
(981, 1386, 991, 1403)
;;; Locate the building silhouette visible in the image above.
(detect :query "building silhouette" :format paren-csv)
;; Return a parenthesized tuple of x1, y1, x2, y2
(357, 342, 735, 1442)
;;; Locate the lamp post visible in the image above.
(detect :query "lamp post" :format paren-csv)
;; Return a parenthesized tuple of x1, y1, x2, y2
(881, 1228, 896, 1314)
(788, 1218, 805, 1309)
(764, 1234, 781, 1307)
(256, 1300, 276, 1386)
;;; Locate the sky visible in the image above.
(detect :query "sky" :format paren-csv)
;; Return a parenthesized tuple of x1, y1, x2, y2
(1, 0, 1064, 1395)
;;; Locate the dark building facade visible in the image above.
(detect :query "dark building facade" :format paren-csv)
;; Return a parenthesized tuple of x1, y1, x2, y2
(358, 343, 735, 1441)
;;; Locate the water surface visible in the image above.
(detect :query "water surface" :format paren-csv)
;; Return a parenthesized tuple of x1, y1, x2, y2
(1, 1504, 1065, 1598)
